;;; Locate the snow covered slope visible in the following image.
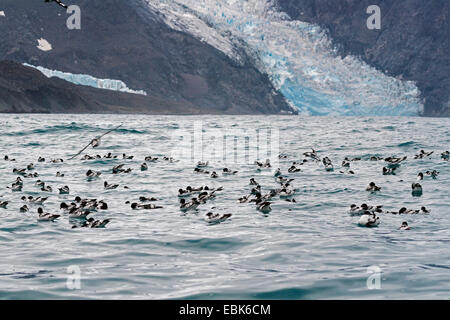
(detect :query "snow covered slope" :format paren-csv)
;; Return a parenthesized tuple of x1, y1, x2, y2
(24, 63, 147, 96)
(143, 0, 423, 115)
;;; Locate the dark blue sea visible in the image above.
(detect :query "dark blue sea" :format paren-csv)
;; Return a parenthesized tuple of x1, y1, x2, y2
(0, 114, 449, 299)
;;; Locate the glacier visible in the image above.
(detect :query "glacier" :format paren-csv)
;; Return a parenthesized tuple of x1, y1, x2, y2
(23, 63, 147, 96)
(143, 0, 423, 116)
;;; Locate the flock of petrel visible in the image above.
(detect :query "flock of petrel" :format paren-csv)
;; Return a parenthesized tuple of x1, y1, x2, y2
(1, 126, 448, 230)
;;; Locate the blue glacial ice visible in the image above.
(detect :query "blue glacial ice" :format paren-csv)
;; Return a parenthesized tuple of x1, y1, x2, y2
(144, 0, 423, 116)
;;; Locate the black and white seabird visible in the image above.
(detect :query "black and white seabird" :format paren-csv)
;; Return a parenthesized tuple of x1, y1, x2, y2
(45, 0, 69, 9)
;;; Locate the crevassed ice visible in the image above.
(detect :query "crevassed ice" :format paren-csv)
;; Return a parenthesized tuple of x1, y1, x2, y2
(23, 63, 147, 96)
(144, 0, 423, 115)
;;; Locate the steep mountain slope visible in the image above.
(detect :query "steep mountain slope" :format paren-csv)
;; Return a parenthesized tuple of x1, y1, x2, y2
(0, 60, 195, 114)
(143, 0, 423, 116)
(277, 0, 450, 116)
(0, 0, 293, 114)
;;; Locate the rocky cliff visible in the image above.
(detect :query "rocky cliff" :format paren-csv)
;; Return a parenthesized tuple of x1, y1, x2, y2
(276, 0, 450, 116)
(0, 0, 293, 114)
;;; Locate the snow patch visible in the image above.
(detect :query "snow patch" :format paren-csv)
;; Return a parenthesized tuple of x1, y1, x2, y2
(36, 38, 52, 52)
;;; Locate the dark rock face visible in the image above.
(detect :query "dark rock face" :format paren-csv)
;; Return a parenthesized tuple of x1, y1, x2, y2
(0, 60, 194, 114)
(277, 0, 450, 117)
(0, 0, 294, 114)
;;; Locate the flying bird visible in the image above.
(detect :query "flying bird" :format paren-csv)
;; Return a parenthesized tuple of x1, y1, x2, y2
(45, 0, 69, 9)
(68, 124, 123, 160)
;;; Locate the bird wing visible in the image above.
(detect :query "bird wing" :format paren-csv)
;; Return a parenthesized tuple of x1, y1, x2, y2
(56, 0, 68, 8)
(68, 139, 94, 160)
(98, 123, 123, 139)
(67, 124, 123, 160)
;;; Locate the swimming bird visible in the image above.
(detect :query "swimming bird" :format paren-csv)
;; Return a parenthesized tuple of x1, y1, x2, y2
(131, 203, 163, 210)
(255, 159, 272, 169)
(7, 183, 23, 192)
(41, 185, 53, 192)
(198, 191, 216, 203)
(441, 151, 449, 160)
(194, 168, 210, 174)
(51, 158, 64, 163)
(58, 186, 70, 194)
(196, 161, 209, 167)
(399, 221, 410, 230)
(178, 187, 194, 198)
(366, 182, 381, 192)
(425, 170, 439, 179)
(35, 180, 45, 188)
(20, 205, 29, 213)
(420, 206, 431, 214)
(139, 196, 158, 202)
(417, 172, 424, 181)
(279, 188, 295, 198)
(38, 157, 45, 162)
(68, 208, 91, 219)
(0, 201, 8, 209)
(74, 218, 110, 228)
(348, 204, 364, 216)
(386, 207, 408, 215)
(358, 212, 380, 227)
(203, 186, 223, 193)
(37, 208, 60, 221)
(276, 176, 294, 185)
(123, 153, 134, 160)
(249, 178, 258, 186)
(303, 149, 320, 161)
(414, 150, 433, 159)
(238, 195, 250, 203)
(205, 212, 232, 224)
(13, 168, 27, 176)
(4, 155, 16, 161)
(45, 0, 68, 9)
(288, 165, 301, 173)
(179, 198, 200, 212)
(361, 204, 383, 213)
(341, 158, 351, 167)
(144, 156, 158, 162)
(103, 152, 115, 159)
(210, 171, 219, 178)
(387, 207, 426, 215)
(140, 163, 148, 171)
(322, 157, 334, 172)
(256, 201, 272, 214)
(163, 156, 177, 163)
(56, 172, 65, 177)
(22, 196, 48, 205)
(222, 168, 238, 175)
(112, 164, 125, 174)
(60, 202, 78, 213)
(86, 169, 101, 179)
(384, 156, 407, 168)
(251, 185, 261, 195)
(104, 181, 119, 190)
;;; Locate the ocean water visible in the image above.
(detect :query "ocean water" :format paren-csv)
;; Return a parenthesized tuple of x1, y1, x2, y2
(0, 114, 449, 300)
